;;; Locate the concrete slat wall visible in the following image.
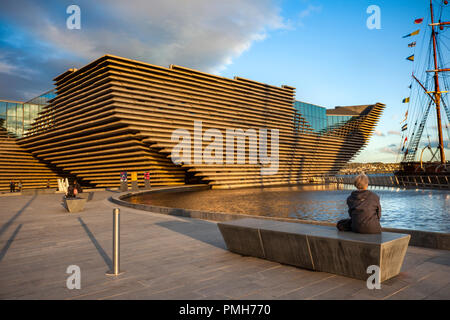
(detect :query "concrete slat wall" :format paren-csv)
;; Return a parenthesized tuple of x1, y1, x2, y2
(12, 54, 384, 189)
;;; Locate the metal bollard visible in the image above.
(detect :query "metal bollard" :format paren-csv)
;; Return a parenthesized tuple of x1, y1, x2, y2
(106, 208, 124, 276)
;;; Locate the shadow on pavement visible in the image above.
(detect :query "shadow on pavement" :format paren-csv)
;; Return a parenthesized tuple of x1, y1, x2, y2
(155, 218, 227, 250)
(78, 217, 112, 269)
(0, 224, 23, 262)
(0, 194, 36, 238)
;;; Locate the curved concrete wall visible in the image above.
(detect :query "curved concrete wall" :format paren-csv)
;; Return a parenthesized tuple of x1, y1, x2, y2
(112, 187, 450, 251)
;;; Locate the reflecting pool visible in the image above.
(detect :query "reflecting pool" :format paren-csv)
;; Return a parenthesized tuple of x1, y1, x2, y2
(128, 184, 450, 233)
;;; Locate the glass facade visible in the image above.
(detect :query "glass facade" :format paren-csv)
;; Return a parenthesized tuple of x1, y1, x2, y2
(27, 91, 57, 105)
(0, 90, 56, 138)
(294, 101, 327, 132)
(327, 115, 354, 128)
(294, 101, 357, 133)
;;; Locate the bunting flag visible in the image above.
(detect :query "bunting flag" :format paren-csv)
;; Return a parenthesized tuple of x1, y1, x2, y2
(401, 136, 408, 151)
(403, 29, 420, 38)
(406, 55, 415, 61)
(401, 110, 409, 123)
(403, 97, 410, 103)
(408, 41, 416, 47)
(402, 124, 408, 131)
(414, 18, 424, 24)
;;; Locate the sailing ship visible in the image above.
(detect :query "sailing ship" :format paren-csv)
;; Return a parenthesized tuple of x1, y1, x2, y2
(395, 0, 450, 186)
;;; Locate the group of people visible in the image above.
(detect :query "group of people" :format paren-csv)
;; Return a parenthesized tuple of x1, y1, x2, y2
(9, 179, 53, 193)
(9, 180, 23, 193)
(9, 178, 84, 199)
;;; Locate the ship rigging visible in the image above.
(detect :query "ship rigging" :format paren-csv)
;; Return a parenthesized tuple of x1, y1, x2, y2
(398, 0, 450, 175)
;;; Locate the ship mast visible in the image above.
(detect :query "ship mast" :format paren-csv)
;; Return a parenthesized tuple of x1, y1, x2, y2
(429, 0, 446, 164)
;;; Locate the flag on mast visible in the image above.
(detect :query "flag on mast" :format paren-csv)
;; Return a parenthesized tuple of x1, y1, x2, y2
(402, 97, 410, 103)
(406, 55, 415, 61)
(402, 124, 408, 131)
(414, 18, 424, 24)
(403, 29, 420, 38)
(401, 136, 408, 151)
(401, 110, 409, 123)
(408, 41, 416, 47)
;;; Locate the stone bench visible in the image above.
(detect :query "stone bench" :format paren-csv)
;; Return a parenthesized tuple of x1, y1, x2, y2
(217, 218, 411, 282)
(64, 197, 87, 213)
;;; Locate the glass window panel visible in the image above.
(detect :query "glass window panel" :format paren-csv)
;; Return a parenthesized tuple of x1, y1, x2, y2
(6, 116, 16, 134)
(23, 104, 30, 121)
(16, 104, 23, 136)
(0, 101, 6, 119)
(0, 102, 6, 129)
(16, 125, 23, 137)
(23, 104, 31, 133)
(16, 104, 23, 121)
(7, 102, 16, 118)
(6, 103, 16, 135)
(30, 104, 39, 119)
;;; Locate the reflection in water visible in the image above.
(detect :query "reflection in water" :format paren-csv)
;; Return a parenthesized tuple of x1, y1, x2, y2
(129, 184, 450, 233)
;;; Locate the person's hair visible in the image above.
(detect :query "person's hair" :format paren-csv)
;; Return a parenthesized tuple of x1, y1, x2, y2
(354, 173, 369, 190)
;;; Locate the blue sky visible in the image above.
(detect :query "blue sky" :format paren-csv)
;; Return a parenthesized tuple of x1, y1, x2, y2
(0, 0, 449, 163)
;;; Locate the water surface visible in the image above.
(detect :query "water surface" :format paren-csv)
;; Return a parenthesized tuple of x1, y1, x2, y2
(129, 184, 450, 233)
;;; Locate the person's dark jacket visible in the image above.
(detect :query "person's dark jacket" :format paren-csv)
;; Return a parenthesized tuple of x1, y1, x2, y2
(347, 190, 382, 234)
(66, 185, 76, 198)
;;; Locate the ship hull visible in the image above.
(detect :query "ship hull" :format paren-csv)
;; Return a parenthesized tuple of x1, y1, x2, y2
(393, 162, 449, 190)
(395, 162, 450, 175)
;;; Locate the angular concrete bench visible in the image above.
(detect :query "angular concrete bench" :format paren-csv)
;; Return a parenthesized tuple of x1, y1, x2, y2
(64, 197, 87, 213)
(217, 218, 410, 282)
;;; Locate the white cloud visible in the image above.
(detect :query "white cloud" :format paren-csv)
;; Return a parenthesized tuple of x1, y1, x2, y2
(0, 60, 18, 75)
(3, 0, 289, 74)
(0, 57, 35, 80)
(298, 4, 322, 26)
(380, 146, 398, 154)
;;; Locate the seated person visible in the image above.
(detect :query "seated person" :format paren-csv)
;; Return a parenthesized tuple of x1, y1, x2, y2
(337, 173, 382, 234)
(66, 184, 77, 198)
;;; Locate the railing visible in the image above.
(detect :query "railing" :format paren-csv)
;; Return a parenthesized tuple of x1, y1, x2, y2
(333, 174, 449, 190)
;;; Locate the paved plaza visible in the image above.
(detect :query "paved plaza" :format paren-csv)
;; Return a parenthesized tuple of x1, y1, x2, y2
(0, 191, 449, 300)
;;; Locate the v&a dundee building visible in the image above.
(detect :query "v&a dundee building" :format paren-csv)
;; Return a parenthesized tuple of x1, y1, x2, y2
(0, 55, 384, 191)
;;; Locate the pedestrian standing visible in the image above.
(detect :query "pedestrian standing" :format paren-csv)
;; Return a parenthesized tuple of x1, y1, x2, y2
(18, 180, 23, 192)
(10, 180, 15, 193)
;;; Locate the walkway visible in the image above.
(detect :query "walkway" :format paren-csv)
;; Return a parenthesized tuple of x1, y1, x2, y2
(0, 191, 449, 299)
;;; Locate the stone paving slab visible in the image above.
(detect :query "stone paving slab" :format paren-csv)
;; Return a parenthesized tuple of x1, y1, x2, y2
(0, 191, 449, 300)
